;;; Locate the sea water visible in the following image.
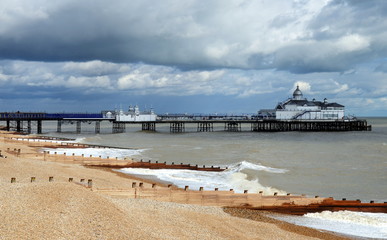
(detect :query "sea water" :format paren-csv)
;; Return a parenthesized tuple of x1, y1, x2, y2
(36, 117, 387, 238)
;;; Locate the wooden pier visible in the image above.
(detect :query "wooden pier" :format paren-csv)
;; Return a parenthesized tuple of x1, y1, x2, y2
(0, 111, 371, 134)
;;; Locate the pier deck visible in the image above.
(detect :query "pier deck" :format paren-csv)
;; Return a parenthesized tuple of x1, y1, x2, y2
(0, 111, 371, 133)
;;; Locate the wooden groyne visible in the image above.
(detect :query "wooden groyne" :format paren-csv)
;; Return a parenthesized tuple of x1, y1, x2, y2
(94, 182, 387, 215)
(3, 174, 386, 215)
(5, 137, 225, 171)
(250, 198, 387, 215)
(6, 134, 385, 216)
(87, 160, 225, 172)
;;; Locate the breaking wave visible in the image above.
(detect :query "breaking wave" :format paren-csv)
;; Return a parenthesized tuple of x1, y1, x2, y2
(273, 210, 387, 239)
(119, 161, 288, 194)
(42, 147, 146, 159)
(226, 161, 288, 174)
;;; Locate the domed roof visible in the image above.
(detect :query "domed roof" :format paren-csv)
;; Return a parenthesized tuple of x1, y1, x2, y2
(293, 85, 303, 100)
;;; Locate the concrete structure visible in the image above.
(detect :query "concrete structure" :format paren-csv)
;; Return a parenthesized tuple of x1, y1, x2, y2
(260, 86, 345, 120)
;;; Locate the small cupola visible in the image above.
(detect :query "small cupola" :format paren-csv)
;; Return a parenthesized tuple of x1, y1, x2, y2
(293, 85, 303, 100)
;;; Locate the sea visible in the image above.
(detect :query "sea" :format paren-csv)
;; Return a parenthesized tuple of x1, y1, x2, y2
(37, 117, 387, 239)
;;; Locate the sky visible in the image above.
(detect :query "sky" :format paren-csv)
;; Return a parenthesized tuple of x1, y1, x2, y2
(0, 0, 386, 116)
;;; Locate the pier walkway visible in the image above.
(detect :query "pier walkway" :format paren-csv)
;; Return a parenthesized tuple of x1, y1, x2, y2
(0, 111, 371, 134)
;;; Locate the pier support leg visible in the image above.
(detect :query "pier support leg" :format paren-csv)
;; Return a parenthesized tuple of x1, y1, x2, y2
(57, 120, 62, 133)
(142, 122, 156, 131)
(37, 120, 42, 134)
(27, 120, 32, 134)
(16, 120, 22, 132)
(225, 122, 241, 132)
(76, 121, 81, 134)
(95, 121, 101, 134)
(197, 122, 213, 132)
(112, 122, 125, 133)
(170, 122, 185, 133)
(6, 120, 10, 131)
(251, 122, 259, 131)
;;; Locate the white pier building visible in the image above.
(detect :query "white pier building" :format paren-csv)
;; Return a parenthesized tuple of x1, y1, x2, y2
(260, 86, 345, 120)
(106, 105, 157, 122)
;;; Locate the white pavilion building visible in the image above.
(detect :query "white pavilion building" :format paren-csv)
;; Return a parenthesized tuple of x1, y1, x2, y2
(265, 86, 345, 120)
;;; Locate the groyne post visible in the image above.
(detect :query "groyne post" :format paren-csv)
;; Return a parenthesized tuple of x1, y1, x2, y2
(87, 179, 93, 188)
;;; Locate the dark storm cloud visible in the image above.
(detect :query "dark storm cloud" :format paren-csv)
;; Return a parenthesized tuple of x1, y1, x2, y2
(0, 0, 386, 72)
(1, 0, 387, 115)
(4, 0, 387, 73)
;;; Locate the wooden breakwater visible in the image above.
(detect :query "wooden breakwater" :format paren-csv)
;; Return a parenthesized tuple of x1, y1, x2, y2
(4, 138, 224, 171)
(3, 174, 386, 215)
(95, 182, 387, 215)
(86, 159, 225, 172)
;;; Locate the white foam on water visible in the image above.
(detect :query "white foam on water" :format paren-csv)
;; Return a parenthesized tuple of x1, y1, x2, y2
(119, 161, 287, 194)
(73, 137, 87, 143)
(273, 210, 387, 239)
(13, 137, 67, 144)
(43, 147, 146, 159)
(227, 161, 288, 174)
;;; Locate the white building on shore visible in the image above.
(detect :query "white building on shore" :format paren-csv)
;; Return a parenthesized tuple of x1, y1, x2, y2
(260, 86, 345, 120)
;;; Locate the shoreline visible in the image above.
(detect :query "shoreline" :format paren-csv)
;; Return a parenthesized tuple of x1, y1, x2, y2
(0, 130, 353, 239)
(224, 208, 352, 240)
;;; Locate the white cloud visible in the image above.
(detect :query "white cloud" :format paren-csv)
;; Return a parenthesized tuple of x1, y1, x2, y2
(293, 81, 312, 94)
(0, 59, 386, 115)
(336, 34, 370, 52)
(63, 60, 122, 76)
(67, 75, 111, 88)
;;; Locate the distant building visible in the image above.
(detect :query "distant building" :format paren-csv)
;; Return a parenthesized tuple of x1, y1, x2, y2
(105, 105, 157, 122)
(261, 86, 345, 120)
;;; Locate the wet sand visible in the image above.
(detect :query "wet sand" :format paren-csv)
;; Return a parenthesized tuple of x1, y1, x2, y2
(0, 131, 352, 239)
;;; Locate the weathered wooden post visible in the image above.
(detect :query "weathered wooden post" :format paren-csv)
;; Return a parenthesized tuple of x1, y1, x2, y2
(87, 179, 93, 188)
